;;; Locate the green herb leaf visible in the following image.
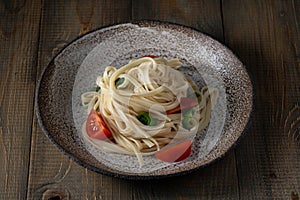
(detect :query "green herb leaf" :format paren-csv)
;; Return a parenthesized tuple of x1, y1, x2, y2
(182, 109, 195, 130)
(137, 111, 157, 126)
(91, 86, 100, 92)
(115, 77, 125, 88)
(183, 109, 193, 118)
(182, 116, 194, 130)
(149, 118, 158, 126)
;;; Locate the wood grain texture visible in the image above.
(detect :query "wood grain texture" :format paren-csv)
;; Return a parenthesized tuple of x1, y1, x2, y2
(5, 0, 296, 199)
(27, 0, 132, 199)
(0, 0, 42, 199)
(131, 155, 238, 200)
(27, 0, 240, 199)
(222, 0, 300, 199)
(133, 0, 224, 42)
(131, 1, 239, 199)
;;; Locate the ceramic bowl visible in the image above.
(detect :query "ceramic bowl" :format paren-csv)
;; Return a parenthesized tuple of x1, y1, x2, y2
(36, 21, 253, 179)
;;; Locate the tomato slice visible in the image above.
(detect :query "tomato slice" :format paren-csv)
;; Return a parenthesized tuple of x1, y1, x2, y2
(86, 110, 112, 140)
(142, 55, 158, 58)
(155, 140, 192, 162)
(181, 97, 198, 108)
(166, 97, 199, 114)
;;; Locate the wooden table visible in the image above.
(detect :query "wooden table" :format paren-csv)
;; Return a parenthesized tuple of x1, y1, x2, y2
(1, 0, 299, 199)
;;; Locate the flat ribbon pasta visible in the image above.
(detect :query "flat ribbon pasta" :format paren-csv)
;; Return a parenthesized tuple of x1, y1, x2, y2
(81, 57, 218, 166)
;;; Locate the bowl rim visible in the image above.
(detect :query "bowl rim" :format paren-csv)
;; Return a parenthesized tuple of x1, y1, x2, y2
(35, 19, 255, 180)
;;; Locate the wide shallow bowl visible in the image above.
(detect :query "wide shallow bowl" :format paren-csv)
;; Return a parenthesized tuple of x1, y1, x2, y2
(36, 21, 253, 179)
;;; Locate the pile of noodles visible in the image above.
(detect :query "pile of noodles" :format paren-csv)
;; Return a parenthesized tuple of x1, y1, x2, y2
(81, 57, 218, 166)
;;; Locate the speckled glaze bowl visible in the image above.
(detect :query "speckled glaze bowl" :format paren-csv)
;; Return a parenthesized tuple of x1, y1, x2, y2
(36, 21, 253, 179)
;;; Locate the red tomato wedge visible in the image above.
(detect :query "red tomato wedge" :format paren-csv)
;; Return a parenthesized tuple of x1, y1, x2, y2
(86, 109, 112, 140)
(166, 97, 199, 114)
(155, 140, 192, 162)
(142, 55, 158, 58)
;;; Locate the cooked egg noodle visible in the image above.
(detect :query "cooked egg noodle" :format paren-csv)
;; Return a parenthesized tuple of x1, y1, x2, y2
(81, 57, 218, 166)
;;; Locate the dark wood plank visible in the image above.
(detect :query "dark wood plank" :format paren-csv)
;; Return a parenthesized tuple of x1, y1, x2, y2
(27, 1, 132, 199)
(222, 0, 300, 199)
(131, 156, 238, 200)
(133, 0, 224, 42)
(0, 0, 42, 199)
(132, 1, 239, 199)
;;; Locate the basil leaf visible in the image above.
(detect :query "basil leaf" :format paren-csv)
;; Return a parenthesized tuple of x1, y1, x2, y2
(91, 86, 100, 92)
(137, 112, 157, 126)
(115, 77, 125, 88)
(182, 116, 194, 130)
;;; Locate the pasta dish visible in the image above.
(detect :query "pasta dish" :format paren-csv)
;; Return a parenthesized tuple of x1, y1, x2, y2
(81, 57, 218, 166)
